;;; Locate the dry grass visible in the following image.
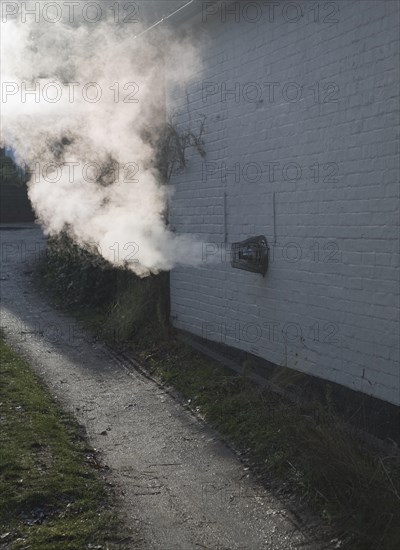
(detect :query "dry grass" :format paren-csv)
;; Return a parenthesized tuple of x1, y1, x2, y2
(38, 235, 400, 549)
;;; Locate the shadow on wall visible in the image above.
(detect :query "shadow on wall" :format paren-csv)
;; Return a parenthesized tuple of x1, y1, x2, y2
(0, 149, 35, 223)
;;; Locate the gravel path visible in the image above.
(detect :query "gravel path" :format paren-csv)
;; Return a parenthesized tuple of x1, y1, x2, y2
(0, 224, 325, 550)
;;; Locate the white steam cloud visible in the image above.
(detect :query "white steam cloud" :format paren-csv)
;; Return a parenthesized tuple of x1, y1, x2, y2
(1, 1, 203, 276)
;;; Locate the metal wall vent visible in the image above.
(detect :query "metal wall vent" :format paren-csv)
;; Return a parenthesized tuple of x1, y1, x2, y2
(231, 235, 269, 276)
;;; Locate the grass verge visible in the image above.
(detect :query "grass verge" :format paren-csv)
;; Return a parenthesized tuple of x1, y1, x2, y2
(0, 337, 130, 549)
(131, 337, 400, 550)
(36, 235, 400, 550)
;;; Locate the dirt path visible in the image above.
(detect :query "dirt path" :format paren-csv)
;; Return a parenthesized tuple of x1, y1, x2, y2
(0, 225, 324, 550)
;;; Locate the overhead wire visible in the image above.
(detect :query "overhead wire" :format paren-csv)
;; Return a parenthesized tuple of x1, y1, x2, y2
(133, 0, 196, 39)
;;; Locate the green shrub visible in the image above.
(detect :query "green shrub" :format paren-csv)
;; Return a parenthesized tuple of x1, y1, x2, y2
(39, 233, 170, 343)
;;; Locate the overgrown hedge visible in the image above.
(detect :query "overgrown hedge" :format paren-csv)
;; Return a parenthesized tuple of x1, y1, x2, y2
(0, 154, 34, 223)
(38, 233, 170, 344)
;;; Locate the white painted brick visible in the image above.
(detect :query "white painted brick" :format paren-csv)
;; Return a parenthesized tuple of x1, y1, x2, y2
(167, 0, 400, 405)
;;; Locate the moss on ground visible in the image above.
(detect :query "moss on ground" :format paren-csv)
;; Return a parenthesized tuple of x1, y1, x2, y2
(0, 338, 131, 549)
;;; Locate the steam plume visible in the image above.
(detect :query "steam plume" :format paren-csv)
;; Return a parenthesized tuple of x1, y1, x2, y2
(1, 1, 203, 276)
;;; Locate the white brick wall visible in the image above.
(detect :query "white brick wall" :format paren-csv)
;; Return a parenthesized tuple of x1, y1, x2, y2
(167, 0, 400, 405)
